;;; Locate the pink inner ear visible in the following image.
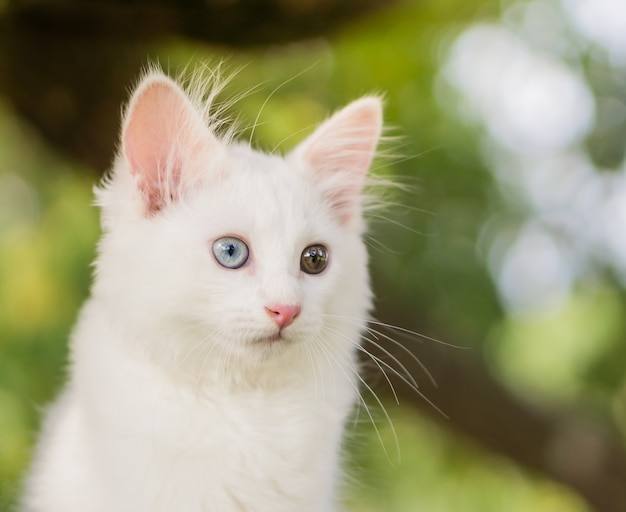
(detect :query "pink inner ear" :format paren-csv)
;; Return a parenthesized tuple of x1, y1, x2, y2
(298, 98, 382, 224)
(122, 76, 211, 214)
(304, 102, 381, 174)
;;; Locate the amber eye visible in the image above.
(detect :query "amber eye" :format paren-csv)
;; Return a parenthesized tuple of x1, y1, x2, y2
(300, 245, 329, 275)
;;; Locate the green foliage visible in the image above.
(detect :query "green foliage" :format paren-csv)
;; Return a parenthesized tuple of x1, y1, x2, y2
(0, 104, 99, 509)
(346, 409, 587, 512)
(488, 287, 625, 403)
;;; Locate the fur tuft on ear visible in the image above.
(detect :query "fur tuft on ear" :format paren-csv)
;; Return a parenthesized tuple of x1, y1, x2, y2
(291, 97, 383, 224)
(121, 71, 219, 214)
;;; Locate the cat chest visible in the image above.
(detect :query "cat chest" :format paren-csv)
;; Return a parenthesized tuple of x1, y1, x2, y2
(82, 384, 343, 510)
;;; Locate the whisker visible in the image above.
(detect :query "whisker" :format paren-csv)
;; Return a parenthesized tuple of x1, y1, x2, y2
(322, 313, 445, 385)
(361, 333, 420, 390)
(361, 339, 448, 419)
(352, 363, 401, 464)
(363, 234, 403, 255)
(363, 326, 437, 389)
(320, 322, 446, 420)
(368, 319, 468, 349)
(370, 200, 436, 217)
(360, 347, 442, 413)
(320, 323, 414, 403)
(248, 61, 321, 146)
(367, 213, 431, 237)
(320, 313, 453, 419)
(354, 344, 400, 405)
(314, 335, 400, 464)
(269, 123, 320, 154)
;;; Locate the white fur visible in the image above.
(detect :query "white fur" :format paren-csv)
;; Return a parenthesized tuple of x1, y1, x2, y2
(21, 69, 382, 512)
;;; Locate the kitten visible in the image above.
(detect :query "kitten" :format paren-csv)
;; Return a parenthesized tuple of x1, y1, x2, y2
(21, 68, 382, 512)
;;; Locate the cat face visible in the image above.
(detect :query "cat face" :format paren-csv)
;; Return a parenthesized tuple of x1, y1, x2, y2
(93, 71, 382, 379)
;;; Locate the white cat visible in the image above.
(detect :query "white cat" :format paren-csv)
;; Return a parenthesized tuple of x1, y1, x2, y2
(21, 68, 382, 512)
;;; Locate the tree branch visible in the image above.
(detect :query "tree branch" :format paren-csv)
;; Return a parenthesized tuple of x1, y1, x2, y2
(8, 0, 392, 46)
(0, 0, 393, 171)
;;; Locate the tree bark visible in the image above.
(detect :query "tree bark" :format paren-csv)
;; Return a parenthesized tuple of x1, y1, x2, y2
(5, 0, 391, 46)
(0, 16, 148, 172)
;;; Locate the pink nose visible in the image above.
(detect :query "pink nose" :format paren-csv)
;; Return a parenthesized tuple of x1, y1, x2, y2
(266, 304, 301, 329)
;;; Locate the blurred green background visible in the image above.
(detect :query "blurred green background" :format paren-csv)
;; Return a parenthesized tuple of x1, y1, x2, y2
(1, 0, 626, 510)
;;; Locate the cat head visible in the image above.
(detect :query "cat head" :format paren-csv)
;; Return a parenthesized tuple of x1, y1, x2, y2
(94, 69, 382, 383)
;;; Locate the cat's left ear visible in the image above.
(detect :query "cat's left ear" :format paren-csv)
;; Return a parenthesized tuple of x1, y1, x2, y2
(291, 97, 382, 224)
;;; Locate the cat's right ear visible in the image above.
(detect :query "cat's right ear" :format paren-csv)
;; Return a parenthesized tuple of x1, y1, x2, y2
(290, 97, 382, 225)
(121, 72, 219, 214)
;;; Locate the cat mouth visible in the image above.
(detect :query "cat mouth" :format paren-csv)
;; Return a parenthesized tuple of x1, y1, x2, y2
(262, 332, 284, 343)
(253, 330, 288, 345)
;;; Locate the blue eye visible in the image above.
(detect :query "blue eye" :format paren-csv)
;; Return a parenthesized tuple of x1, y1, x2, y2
(212, 237, 249, 269)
